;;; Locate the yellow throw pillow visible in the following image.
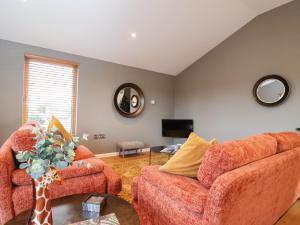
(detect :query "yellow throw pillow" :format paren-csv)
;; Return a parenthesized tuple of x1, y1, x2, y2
(159, 132, 217, 177)
(47, 116, 73, 143)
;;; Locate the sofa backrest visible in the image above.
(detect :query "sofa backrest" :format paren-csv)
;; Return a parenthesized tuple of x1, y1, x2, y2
(1, 122, 38, 169)
(197, 134, 277, 188)
(266, 132, 300, 153)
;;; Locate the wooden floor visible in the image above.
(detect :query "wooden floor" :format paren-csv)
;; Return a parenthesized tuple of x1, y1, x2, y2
(276, 201, 300, 225)
(102, 152, 300, 225)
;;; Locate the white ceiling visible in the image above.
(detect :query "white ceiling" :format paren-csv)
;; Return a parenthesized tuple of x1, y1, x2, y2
(0, 0, 293, 75)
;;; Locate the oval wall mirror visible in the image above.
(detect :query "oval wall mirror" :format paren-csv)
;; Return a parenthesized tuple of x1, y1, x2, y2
(253, 75, 289, 106)
(114, 83, 145, 117)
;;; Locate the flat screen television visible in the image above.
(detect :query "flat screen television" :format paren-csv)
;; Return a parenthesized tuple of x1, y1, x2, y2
(162, 119, 193, 138)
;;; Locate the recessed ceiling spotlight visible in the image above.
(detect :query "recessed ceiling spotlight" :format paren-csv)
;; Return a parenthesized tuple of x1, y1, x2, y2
(131, 33, 137, 39)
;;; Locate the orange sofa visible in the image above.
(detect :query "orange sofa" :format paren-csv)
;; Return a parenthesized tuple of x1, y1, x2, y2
(132, 132, 300, 225)
(0, 126, 121, 224)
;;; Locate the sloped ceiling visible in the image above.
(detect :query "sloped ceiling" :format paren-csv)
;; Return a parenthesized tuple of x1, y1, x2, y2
(0, 0, 293, 75)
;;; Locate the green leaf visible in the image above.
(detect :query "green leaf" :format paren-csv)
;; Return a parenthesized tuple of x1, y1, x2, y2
(56, 153, 64, 159)
(32, 126, 41, 134)
(44, 139, 52, 147)
(55, 161, 68, 169)
(35, 139, 45, 149)
(51, 125, 58, 133)
(16, 151, 31, 162)
(72, 137, 79, 143)
(19, 163, 28, 169)
(53, 134, 63, 140)
(27, 159, 47, 179)
(68, 142, 75, 149)
(22, 123, 78, 178)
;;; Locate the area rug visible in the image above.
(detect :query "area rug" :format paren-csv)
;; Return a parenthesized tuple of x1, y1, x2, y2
(101, 152, 168, 202)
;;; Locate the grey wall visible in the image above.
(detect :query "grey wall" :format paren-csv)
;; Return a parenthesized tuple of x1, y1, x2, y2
(0, 39, 174, 153)
(174, 0, 300, 142)
(1, 0, 299, 150)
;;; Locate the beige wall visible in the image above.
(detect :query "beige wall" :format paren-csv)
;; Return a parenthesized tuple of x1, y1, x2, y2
(174, 0, 300, 142)
(0, 39, 174, 153)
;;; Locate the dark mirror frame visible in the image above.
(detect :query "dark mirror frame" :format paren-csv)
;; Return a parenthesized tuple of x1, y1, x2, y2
(253, 75, 289, 107)
(114, 83, 145, 118)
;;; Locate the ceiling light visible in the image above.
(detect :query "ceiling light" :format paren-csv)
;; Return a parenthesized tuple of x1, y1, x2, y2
(131, 33, 137, 39)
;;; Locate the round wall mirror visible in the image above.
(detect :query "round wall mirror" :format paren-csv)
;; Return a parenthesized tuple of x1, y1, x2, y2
(114, 83, 145, 117)
(253, 75, 289, 106)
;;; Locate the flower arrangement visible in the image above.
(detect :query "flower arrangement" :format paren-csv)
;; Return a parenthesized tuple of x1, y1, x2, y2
(14, 121, 92, 225)
(16, 125, 79, 179)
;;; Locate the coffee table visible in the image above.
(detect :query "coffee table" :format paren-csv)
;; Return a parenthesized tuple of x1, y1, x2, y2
(6, 194, 139, 225)
(149, 146, 174, 165)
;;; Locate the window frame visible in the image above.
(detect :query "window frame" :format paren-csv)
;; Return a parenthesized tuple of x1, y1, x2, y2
(22, 54, 79, 135)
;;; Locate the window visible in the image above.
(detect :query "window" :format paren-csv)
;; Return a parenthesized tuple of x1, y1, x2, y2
(23, 54, 78, 134)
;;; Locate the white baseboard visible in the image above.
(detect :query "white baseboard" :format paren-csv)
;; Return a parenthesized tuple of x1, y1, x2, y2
(95, 152, 119, 158)
(95, 148, 150, 158)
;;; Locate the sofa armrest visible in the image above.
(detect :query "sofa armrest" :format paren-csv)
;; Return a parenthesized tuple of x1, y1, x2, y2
(139, 166, 209, 213)
(98, 160, 122, 195)
(74, 145, 95, 161)
(0, 139, 15, 224)
(134, 166, 208, 225)
(202, 149, 300, 225)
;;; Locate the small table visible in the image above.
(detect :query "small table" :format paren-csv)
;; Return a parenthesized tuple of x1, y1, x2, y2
(7, 194, 139, 225)
(117, 141, 145, 158)
(149, 146, 174, 165)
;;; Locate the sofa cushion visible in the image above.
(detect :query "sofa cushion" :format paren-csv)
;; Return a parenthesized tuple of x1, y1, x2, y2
(267, 132, 300, 153)
(10, 128, 36, 154)
(12, 158, 104, 186)
(197, 134, 277, 188)
(159, 132, 217, 177)
(74, 145, 95, 161)
(141, 166, 209, 214)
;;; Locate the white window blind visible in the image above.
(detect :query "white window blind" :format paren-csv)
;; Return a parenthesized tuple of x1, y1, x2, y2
(23, 54, 78, 134)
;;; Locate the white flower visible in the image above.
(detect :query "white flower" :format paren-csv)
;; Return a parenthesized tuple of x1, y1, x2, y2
(73, 137, 79, 142)
(82, 133, 89, 141)
(77, 160, 84, 167)
(86, 163, 93, 169)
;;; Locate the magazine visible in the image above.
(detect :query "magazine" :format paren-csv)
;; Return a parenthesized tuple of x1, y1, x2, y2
(69, 213, 120, 225)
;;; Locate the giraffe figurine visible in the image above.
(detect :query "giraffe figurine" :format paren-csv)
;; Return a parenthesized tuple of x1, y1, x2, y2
(28, 168, 62, 225)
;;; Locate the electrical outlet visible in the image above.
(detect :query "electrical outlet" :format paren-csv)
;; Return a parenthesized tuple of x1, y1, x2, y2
(94, 134, 106, 140)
